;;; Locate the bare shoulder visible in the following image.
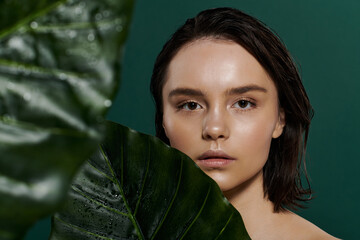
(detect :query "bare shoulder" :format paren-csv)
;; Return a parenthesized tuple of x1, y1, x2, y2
(280, 211, 340, 240)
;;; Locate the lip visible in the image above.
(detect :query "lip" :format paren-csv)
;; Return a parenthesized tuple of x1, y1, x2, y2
(197, 150, 235, 168)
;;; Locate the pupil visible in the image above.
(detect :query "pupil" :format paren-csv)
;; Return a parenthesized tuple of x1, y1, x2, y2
(188, 102, 197, 110)
(239, 100, 247, 108)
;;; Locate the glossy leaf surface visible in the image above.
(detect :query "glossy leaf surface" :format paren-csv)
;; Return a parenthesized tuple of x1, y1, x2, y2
(51, 121, 250, 240)
(0, 0, 134, 239)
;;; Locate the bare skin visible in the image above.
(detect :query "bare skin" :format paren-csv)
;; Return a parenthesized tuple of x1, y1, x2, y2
(162, 39, 339, 239)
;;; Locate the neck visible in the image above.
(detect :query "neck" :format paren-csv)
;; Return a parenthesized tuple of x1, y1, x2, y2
(223, 171, 278, 238)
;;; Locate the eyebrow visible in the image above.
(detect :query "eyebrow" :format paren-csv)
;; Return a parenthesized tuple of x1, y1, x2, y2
(168, 84, 267, 98)
(168, 88, 204, 98)
(226, 85, 267, 95)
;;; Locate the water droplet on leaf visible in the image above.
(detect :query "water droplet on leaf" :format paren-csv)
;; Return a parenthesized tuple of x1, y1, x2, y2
(75, 7, 83, 15)
(88, 33, 95, 41)
(116, 26, 123, 32)
(18, 27, 26, 33)
(30, 21, 38, 29)
(23, 93, 31, 101)
(67, 30, 77, 39)
(104, 99, 112, 107)
(95, 13, 102, 20)
(103, 11, 110, 17)
(59, 73, 66, 80)
(6, 82, 15, 89)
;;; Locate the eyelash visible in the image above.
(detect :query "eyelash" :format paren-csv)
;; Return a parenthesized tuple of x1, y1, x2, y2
(176, 99, 256, 111)
(177, 101, 202, 111)
(232, 99, 256, 110)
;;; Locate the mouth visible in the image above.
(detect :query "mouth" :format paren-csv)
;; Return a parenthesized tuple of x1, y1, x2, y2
(196, 150, 235, 168)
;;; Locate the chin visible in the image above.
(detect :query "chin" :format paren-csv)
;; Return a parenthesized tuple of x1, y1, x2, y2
(205, 171, 239, 192)
(218, 182, 239, 193)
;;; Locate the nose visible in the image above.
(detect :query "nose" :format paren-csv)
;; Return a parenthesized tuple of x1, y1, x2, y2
(202, 108, 229, 141)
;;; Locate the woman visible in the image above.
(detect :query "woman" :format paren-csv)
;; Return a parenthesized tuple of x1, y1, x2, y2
(150, 7, 338, 239)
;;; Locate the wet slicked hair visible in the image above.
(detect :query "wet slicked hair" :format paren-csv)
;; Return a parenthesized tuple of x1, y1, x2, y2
(150, 7, 313, 212)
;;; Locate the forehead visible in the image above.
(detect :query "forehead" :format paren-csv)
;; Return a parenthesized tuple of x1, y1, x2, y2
(164, 39, 276, 93)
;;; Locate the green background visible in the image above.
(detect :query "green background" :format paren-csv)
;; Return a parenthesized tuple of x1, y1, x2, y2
(26, 0, 359, 239)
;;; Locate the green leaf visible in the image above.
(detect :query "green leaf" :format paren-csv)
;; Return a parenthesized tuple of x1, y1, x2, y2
(51, 121, 250, 240)
(0, 0, 134, 239)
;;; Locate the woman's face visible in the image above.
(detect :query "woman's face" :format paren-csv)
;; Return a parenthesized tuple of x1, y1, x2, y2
(162, 39, 285, 193)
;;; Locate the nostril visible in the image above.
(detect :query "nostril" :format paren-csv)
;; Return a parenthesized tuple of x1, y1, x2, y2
(204, 133, 225, 140)
(202, 120, 229, 140)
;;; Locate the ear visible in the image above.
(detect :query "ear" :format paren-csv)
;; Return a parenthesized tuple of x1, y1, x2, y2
(272, 108, 285, 139)
(162, 119, 168, 138)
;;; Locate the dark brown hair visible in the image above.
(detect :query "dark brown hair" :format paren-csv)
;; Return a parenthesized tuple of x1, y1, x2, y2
(150, 7, 313, 212)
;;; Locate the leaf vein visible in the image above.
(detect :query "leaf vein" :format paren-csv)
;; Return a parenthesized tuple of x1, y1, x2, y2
(87, 160, 116, 183)
(0, 0, 67, 40)
(120, 135, 124, 188)
(179, 185, 212, 240)
(214, 212, 234, 240)
(100, 145, 145, 240)
(54, 216, 114, 240)
(0, 117, 95, 137)
(72, 186, 129, 217)
(134, 140, 151, 216)
(29, 17, 123, 32)
(0, 58, 90, 79)
(150, 156, 184, 240)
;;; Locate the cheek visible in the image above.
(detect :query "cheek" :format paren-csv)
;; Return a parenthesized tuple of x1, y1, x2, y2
(162, 112, 201, 157)
(245, 120, 274, 146)
(231, 112, 277, 158)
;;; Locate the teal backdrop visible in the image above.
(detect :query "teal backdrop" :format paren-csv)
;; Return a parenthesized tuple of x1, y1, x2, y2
(26, 0, 359, 239)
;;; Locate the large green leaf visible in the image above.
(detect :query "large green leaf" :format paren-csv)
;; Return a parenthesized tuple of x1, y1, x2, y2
(51, 121, 250, 239)
(0, 0, 134, 239)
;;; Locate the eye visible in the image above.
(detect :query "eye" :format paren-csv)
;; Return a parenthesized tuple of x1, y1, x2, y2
(178, 101, 202, 111)
(233, 100, 254, 110)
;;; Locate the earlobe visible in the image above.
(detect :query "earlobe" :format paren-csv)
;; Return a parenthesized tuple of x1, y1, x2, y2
(272, 108, 285, 139)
